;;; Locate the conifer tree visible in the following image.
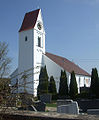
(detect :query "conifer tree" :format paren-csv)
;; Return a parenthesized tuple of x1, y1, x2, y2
(90, 68, 99, 97)
(63, 70, 68, 95)
(43, 66, 49, 93)
(37, 67, 43, 97)
(69, 71, 78, 99)
(59, 70, 63, 96)
(44, 66, 49, 81)
(48, 76, 57, 99)
(59, 70, 68, 98)
(37, 66, 49, 98)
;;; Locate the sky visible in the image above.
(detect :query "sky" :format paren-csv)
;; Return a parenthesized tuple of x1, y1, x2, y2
(0, 0, 99, 75)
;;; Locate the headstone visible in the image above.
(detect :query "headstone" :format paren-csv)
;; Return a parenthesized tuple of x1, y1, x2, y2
(77, 99, 99, 112)
(27, 105, 37, 111)
(57, 101, 79, 115)
(40, 94, 52, 103)
(57, 99, 73, 107)
(18, 94, 46, 112)
(34, 101, 46, 111)
(87, 109, 99, 115)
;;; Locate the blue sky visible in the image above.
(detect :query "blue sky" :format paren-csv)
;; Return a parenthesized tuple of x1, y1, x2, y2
(0, 0, 99, 74)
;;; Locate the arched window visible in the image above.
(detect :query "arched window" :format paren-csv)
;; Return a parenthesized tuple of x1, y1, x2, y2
(25, 36, 27, 41)
(38, 36, 41, 47)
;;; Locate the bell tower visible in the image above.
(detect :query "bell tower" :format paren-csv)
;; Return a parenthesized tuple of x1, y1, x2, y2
(18, 9, 45, 96)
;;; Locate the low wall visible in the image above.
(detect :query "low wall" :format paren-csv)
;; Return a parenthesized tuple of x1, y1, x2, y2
(0, 113, 76, 120)
(0, 110, 99, 120)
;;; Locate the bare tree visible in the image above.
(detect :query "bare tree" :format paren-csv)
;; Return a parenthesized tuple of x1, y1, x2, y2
(0, 41, 11, 78)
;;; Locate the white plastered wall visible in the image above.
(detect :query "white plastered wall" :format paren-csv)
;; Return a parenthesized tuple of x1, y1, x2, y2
(43, 54, 91, 94)
(43, 54, 70, 93)
(18, 29, 34, 94)
(33, 9, 45, 96)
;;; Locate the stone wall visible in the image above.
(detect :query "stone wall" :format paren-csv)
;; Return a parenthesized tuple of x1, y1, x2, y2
(0, 110, 99, 120)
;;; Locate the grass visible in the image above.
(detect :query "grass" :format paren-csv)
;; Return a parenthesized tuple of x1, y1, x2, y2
(46, 103, 57, 108)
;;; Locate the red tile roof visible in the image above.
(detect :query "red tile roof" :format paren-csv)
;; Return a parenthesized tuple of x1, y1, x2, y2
(19, 9, 40, 32)
(45, 52, 90, 76)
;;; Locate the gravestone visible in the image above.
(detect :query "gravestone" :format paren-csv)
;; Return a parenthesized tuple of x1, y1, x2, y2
(57, 99, 73, 107)
(34, 101, 46, 111)
(87, 109, 99, 115)
(40, 94, 52, 103)
(18, 93, 46, 112)
(77, 99, 99, 112)
(57, 101, 79, 115)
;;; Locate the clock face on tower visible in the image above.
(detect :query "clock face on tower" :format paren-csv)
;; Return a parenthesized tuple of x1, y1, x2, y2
(37, 22, 42, 30)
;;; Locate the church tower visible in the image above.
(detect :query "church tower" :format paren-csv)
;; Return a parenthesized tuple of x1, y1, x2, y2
(18, 9, 45, 96)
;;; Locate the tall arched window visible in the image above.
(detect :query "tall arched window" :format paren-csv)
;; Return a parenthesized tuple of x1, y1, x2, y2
(38, 36, 41, 47)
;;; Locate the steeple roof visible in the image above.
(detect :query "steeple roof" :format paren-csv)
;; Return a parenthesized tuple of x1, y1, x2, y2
(45, 52, 90, 76)
(19, 9, 40, 32)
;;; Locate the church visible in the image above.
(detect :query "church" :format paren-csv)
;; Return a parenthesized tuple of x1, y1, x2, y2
(11, 9, 91, 96)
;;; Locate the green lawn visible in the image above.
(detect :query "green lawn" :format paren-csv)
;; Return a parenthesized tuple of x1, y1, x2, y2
(46, 103, 57, 107)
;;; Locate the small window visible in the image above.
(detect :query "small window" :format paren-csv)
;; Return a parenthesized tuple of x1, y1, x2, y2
(25, 36, 27, 41)
(38, 37, 41, 47)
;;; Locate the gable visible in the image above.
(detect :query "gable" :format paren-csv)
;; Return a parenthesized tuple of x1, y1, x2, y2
(45, 52, 90, 76)
(34, 9, 45, 33)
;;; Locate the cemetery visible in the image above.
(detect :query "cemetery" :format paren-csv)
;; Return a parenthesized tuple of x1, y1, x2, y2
(1, 66, 99, 119)
(0, 61, 99, 120)
(0, 6, 99, 120)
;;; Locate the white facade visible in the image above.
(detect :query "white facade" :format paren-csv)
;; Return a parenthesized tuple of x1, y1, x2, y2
(33, 10, 45, 96)
(18, 29, 34, 94)
(43, 55, 91, 93)
(11, 9, 91, 96)
(18, 9, 45, 96)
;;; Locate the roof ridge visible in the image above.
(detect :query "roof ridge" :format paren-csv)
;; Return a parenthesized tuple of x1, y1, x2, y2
(26, 9, 40, 15)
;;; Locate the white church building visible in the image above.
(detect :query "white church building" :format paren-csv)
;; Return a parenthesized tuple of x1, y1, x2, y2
(11, 9, 91, 96)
